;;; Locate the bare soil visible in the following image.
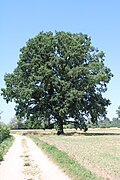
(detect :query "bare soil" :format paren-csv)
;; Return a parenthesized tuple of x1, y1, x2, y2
(0, 134, 70, 180)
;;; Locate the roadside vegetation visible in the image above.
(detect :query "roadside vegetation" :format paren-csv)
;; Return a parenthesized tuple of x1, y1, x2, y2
(0, 123, 14, 161)
(0, 123, 10, 143)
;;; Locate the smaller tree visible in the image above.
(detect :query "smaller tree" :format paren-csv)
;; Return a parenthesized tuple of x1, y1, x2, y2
(111, 117, 120, 127)
(24, 117, 41, 129)
(97, 117, 111, 128)
(8, 116, 24, 129)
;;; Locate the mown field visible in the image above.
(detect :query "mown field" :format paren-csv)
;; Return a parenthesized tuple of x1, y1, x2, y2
(12, 128, 120, 179)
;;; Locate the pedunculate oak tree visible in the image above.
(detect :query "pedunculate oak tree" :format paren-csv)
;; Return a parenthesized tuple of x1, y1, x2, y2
(1, 31, 113, 134)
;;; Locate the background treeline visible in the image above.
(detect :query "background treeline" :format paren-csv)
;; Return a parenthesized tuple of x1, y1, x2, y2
(64, 117, 120, 129)
(5, 106, 120, 130)
(8, 116, 120, 130)
(89, 117, 120, 128)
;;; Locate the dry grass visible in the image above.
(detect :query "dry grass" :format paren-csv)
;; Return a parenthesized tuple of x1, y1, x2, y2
(11, 129, 56, 136)
(36, 128, 120, 180)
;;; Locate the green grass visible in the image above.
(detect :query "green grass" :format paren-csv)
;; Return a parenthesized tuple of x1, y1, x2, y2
(0, 135, 14, 161)
(30, 135, 101, 180)
(24, 162, 31, 166)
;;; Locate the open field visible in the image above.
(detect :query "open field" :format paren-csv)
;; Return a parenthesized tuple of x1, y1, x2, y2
(11, 128, 120, 179)
(31, 135, 99, 180)
(39, 128, 120, 180)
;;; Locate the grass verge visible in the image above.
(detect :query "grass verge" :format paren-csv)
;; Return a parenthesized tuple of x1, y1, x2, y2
(0, 135, 14, 161)
(30, 135, 101, 180)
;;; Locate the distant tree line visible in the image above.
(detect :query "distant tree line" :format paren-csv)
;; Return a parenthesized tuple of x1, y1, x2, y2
(9, 105, 120, 130)
(88, 117, 120, 128)
(88, 106, 120, 128)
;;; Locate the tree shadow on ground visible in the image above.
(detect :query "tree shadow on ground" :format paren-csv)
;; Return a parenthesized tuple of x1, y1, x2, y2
(64, 132, 120, 136)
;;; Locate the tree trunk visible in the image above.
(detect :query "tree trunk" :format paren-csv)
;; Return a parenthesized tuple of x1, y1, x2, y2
(57, 117, 64, 135)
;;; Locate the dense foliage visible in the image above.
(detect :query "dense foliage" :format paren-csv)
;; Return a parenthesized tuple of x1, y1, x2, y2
(0, 123, 10, 143)
(1, 31, 113, 134)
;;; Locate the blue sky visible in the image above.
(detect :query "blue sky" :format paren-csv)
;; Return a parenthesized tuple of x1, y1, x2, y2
(1, 0, 120, 123)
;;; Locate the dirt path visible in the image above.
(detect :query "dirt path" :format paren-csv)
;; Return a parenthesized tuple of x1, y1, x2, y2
(0, 134, 70, 180)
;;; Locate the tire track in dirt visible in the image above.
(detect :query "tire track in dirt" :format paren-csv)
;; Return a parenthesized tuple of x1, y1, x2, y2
(21, 138, 42, 180)
(0, 135, 25, 180)
(22, 135, 70, 180)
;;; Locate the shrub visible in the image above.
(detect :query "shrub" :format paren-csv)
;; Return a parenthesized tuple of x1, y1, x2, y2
(0, 124, 10, 143)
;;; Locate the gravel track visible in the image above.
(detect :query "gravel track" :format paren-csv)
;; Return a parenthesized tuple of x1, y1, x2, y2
(0, 134, 70, 180)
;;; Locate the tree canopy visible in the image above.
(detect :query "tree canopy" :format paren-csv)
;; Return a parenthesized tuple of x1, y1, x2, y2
(1, 31, 113, 134)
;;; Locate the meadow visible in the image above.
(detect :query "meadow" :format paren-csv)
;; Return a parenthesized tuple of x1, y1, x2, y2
(38, 128, 120, 179)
